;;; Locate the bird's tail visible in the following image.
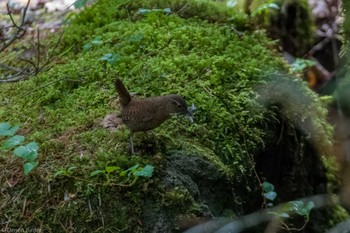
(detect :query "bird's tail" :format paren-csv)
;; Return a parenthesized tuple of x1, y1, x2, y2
(115, 78, 132, 106)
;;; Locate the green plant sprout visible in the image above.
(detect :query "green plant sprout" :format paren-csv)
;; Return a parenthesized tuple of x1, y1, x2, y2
(82, 36, 104, 51)
(0, 122, 39, 175)
(54, 166, 78, 178)
(290, 58, 316, 73)
(262, 181, 277, 207)
(263, 180, 315, 231)
(91, 164, 154, 186)
(268, 200, 315, 231)
(99, 53, 122, 66)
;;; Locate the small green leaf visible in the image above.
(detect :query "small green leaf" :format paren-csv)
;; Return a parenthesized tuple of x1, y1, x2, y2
(82, 37, 103, 51)
(123, 164, 140, 176)
(82, 43, 92, 51)
(91, 170, 105, 177)
(263, 191, 277, 201)
(68, 166, 77, 172)
(2, 135, 25, 149)
(119, 171, 127, 177)
(287, 201, 312, 216)
(13, 142, 39, 161)
(99, 53, 113, 61)
(91, 37, 103, 45)
(0, 122, 11, 134)
(99, 53, 121, 66)
(54, 170, 65, 177)
(133, 165, 154, 178)
(262, 181, 274, 192)
(23, 161, 38, 175)
(290, 58, 316, 73)
(74, 0, 88, 9)
(105, 166, 120, 173)
(0, 123, 20, 136)
(127, 164, 140, 172)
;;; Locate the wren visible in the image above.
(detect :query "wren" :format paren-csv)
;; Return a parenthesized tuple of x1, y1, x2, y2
(114, 78, 192, 153)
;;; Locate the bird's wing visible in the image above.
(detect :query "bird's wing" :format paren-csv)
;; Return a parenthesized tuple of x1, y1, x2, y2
(140, 111, 154, 122)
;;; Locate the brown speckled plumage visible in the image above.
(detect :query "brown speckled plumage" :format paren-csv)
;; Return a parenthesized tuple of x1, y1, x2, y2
(114, 78, 189, 132)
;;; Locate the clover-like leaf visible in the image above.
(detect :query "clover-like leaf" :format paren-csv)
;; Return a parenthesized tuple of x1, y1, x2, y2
(13, 142, 39, 161)
(23, 161, 38, 175)
(0, 123, 20, 136)
(2, 135, 25, 149)
(82, 37, 103, 51)
(82, 43, 92, 51)
(133, 165, 154, 178)
(262, 181, 275, 192)
(290, 58, 316, 73)
(99, 53, 121, 66)
(263, 191, 277, 201)
(287, 201, 313, 216)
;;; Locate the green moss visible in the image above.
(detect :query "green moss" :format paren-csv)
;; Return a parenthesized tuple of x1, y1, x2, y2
(0, 0, 335, 231)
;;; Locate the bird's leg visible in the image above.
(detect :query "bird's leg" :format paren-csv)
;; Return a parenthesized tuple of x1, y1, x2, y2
(129, 132, 135, 155)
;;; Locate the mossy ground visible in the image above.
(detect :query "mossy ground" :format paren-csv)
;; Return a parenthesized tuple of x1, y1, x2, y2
(0, 0, 343, 232)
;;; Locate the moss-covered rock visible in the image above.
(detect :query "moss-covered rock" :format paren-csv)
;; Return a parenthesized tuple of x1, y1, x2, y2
(0, 0, 341, 232)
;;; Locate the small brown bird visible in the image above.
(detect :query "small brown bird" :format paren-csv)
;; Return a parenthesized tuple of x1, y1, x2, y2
(114, 78, 192, 153)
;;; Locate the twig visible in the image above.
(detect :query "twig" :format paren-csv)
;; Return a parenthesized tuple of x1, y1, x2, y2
(1, 0, 30, 53)
(174, 3, 188, 14)
(0, 63, 22, 72)
(0, 29, 65, 83)
(36, 28, 41, 73)
(0, 70, 33, 83)
(40, 30, 65, 71)
(21, 197, 27, 217)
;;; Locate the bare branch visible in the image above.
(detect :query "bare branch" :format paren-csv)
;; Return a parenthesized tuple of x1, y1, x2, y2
(36, 28, 40, 73)
(0, 0, 31, 53)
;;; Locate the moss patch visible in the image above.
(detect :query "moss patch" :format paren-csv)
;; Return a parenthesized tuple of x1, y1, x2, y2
(0, 0, 337, 232)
